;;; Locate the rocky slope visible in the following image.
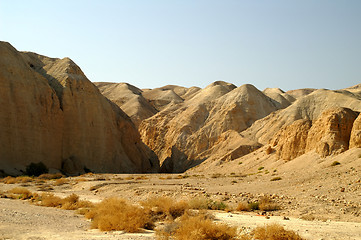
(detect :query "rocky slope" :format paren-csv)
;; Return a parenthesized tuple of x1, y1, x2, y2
(139, 82, 283, 172)
(94, 82, 157, 127)
(0, 42, 159, 175)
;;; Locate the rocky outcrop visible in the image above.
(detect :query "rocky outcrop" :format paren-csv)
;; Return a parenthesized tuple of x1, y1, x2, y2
(243, 89, 361, 146)
(271, 108, 359, 160)
(270, 120, 312, 160)
(0, 42, 159, 175)
(349, 114, 361, 148)
(140, 82, 280, 172)
(306, 108, 358, 157)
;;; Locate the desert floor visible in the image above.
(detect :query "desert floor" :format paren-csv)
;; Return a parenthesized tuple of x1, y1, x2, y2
(0, 168, 360, 240)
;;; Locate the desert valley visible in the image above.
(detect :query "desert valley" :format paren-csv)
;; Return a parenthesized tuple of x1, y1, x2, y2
(0, 41, 361, 239)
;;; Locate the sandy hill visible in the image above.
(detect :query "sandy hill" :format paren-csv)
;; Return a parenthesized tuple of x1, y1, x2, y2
(94, 82, 157, 127)
(96, 77, 361, 174)
(139, 82, 283, 172)
(0, 42, 159, 175)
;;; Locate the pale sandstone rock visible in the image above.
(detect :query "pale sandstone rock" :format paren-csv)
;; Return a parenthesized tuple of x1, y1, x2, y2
(94, 82, 157, 127)
(271, 108, 358, 160)
(140, 82, 279, 172)
(271, 119, 312, 160)
(347, 112, 361, 148)
(243, 89, 361, 146)
(305, 108, 358, 157)
(0, 42, 158, 175)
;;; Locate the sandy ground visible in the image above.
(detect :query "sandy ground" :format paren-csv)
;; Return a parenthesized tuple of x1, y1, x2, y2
(0, 167, 360, 239)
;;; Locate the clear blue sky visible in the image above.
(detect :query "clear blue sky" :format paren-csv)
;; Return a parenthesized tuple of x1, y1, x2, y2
(1, 0, 360, 91)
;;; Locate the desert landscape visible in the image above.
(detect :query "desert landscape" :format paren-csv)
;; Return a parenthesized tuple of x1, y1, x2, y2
(1, 41, 361, 239)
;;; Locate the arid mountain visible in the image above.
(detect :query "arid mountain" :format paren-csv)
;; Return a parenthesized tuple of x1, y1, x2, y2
(0, 42, 159, 175)
(2, 41, 360, 176)
(96, 77, 361, 173)
(139, 82, 283, 172)
(94, 82, 157, 127)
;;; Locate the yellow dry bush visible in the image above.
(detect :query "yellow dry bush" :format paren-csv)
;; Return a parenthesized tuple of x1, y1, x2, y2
(85, 198, 152, 232)
(39, 193, 63, 207)
(141, 196, 189, 221)
(188, 196, 209, 210)
(259, 197, 280, 211)
(8, 187, 33, 200)
(251, 224, 304, 240)
(159, 214, 238, 240)
(37, 173, 64, 180)
(54, 178, 69, 186)
(236, 201, 251, 212)
(1, 176, 33, 184)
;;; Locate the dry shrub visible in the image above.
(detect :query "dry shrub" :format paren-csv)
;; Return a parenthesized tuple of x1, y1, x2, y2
(1, 176, 16, 184)
(37, 184, 54, 191)
(259, 197, 280, 211)
(54, 178, 69, 186)
(85, 198, 152, 232)
(39, 193, 63, 207)
(75, 178, 87, 182)
(236, 201, 250, 211)
(158, 213, 238, 240)
(124, 176, 134, 180)
(38, 173, 64, 180)
(17, 176, 33, 183)
(1, 176, 33, 184)
(270, 177, 282, 181)
(8, 187, 33, 200)
(251, 224, 304, 240)
(188, 196, 209, 210)
(141, 196, 189, 221)
(135, 176, 149, 180)
(188, 197, 228, 211)
(39, 193, 93, 210)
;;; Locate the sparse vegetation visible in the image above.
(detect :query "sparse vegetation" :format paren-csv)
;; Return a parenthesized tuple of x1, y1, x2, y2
(248, 201, 260, 211)
(331, 161, 341, 166)
(85, 198, 152, 232)
(141, 196, 189, 221)
(250, 224, 305, 240)
(7, 187, 33, 200)
(258, 166, 264, 171)
(211, 173, 223, 178)
(1, 176, 33, 184)
(38, 173, 64, 180)
(157, 213, 238, 240)
(236, 201, 250, 211)
(259, 196, 280, 211)
(54, 178, 69, 186)
(271, 177, 282, 181)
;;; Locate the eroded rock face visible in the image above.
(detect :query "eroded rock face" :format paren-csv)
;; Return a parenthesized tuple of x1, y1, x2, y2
(306, 108, 358, 157)
(270, 120, 312, 160)
(140, 82, 279, 172)
(94, 82, 158, 128)
(0, 42, 159, 175)
(271, 108, 359, 160)
(348, 114, 361, 148)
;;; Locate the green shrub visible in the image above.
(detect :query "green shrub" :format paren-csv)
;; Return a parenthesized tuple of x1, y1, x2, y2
(25, 162, 48, 177)
(248, 202, 259, 210)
